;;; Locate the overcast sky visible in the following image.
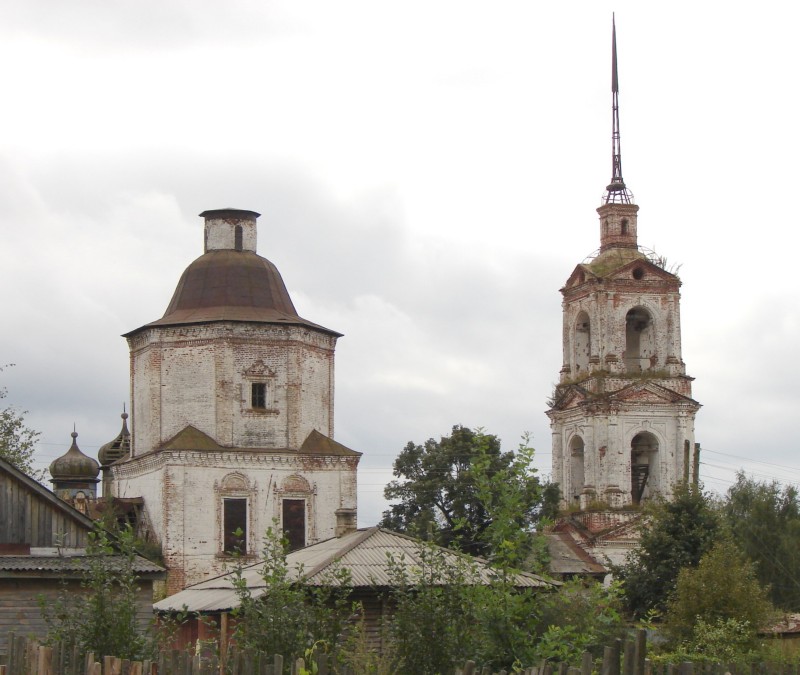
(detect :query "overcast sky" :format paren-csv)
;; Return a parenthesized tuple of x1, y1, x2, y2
(1, 1, 798, 525)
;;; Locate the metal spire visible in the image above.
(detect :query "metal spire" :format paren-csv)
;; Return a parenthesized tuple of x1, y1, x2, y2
(604, 14, 633, 204)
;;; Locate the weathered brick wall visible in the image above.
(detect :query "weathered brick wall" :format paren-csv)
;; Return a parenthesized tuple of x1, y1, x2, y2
(116, 450, 357, 594)
(550, 206, 698, 510)
(128, 323, 336, 454)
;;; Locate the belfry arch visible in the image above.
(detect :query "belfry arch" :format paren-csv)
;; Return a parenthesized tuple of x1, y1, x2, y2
(625, 306, 655, 372)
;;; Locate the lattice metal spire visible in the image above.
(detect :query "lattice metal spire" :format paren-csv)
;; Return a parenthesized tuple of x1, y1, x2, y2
(604, 14, 634, 204)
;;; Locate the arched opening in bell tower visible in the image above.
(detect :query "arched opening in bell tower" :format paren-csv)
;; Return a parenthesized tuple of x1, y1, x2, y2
(574, 311, 591, 373)
(569, 435, 585, 502)
(631, 431, 658, 504)
(625, 307, 655, 372)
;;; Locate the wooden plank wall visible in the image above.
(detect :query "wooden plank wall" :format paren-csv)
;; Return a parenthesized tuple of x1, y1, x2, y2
(0, 581, 157, 659)
(0, 473, 88, 548)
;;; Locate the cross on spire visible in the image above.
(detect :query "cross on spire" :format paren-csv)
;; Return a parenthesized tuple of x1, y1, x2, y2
(604, 14, 634, 204)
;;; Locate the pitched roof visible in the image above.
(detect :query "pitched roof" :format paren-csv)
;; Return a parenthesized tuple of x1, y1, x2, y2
(545, 533, 607, 577)
(299, 430, 361, 457)
(0, 457, 165, 578)
(142, 426, 361, 457)
(155, 527, 558, 612)
(0, 456, 96, 533)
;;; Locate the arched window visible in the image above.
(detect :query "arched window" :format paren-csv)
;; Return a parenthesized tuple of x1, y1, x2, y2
(278, 474, 313, 551)
(625, 307, 655, 372)
(631, 432, 658, 504)
(216, 473, 252, 555)
(569, 435, 585, 501)
(574, 311, 591, 372)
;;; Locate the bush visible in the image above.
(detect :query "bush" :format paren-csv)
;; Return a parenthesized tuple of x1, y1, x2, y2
(230, 526, 353, 663)
(665, 537, 775, 646)
(40, 526, 153, 661)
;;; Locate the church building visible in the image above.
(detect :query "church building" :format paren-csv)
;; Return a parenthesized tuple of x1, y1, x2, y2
(546, 21, 700, 568)
(107, 208, 360, 593)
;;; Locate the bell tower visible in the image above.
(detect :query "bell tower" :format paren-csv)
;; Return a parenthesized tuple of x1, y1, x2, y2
(547, 18, 700, 516)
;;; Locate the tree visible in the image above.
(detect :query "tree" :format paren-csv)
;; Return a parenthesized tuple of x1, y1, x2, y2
(722, 472, 800, 610)
(664, 537, 775, 646)
(231, 526, 352, 662)
(380, 425, 556, 566)
(615, 483, 719, 617)
(40, 526, 153, 662)
(0, 365, 43, 480)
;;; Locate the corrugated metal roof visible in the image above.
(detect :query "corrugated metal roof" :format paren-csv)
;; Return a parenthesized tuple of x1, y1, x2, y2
(155, 527, 558, 613)
(0, 554, 165, 575)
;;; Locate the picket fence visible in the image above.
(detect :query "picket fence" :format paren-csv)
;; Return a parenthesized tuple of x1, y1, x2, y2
(2, 631, 798, 675)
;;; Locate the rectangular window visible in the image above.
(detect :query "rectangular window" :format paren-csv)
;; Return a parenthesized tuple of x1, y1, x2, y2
(251, 382, 267, 409)
(223, 498, 247, 554)
(282, 499, 306, 552)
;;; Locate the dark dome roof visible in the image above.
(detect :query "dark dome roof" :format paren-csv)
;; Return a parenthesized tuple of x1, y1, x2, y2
(125, 250, 340, 337)
(98, 412, 131, 467)
(50, 432, 100, 481)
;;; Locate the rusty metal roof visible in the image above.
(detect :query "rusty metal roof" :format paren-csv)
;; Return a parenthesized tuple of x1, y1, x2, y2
(124, 250, 340, 337)
(155, 527, 558, 613)
(545, 533, 607, 577)
(298, 430, 361, 457)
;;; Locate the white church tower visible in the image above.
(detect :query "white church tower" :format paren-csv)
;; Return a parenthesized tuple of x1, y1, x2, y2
(547, 21, 700, 563)
(111, 209, 360, 593)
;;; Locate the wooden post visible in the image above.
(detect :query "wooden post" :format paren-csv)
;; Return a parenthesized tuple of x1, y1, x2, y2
(38, 645, 53, 675)
(273, 653, 284, 675)
(6, 632, 16, 674)
(623, 641, 635, 675)
(219, 612, 229, 673)
(581, 651, 593, 675)
(634, 629, 647, 675)
(602, 640, 621, 675)
(683, 440, 690, 483)
(462, 662, 476, 675)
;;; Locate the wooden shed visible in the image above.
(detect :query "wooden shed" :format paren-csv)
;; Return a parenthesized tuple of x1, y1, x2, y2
(0, 457, 165, 658)
(155, 526, 559, 654)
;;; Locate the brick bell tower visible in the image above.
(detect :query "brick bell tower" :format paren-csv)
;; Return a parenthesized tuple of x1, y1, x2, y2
(547, 20, 700, 543)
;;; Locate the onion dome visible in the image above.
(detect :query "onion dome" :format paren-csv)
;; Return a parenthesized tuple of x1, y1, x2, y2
(98, 411, 131, 467)
(49, 430, 100, 482)
(123, 209, 340, 337)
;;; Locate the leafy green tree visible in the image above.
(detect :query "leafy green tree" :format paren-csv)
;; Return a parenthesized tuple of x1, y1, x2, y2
(0, 365, 43, 480)
(230, 526, 352, 662)
(40, 526, 153, 661)
(664, 537, 775, 645)
(615, 483, 719, 617)
(722, 472, 800, 610)
(386, 542, 485, 675)
(380, 425, 557, 565)
(533, 579, 626, 662)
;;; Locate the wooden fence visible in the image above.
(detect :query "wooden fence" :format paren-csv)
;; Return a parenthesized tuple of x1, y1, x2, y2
(3, 630, 799, 675)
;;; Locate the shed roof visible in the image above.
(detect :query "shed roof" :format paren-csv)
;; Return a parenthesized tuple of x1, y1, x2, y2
(0, 554, 165, 577)
(155, 527, 558, 612)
